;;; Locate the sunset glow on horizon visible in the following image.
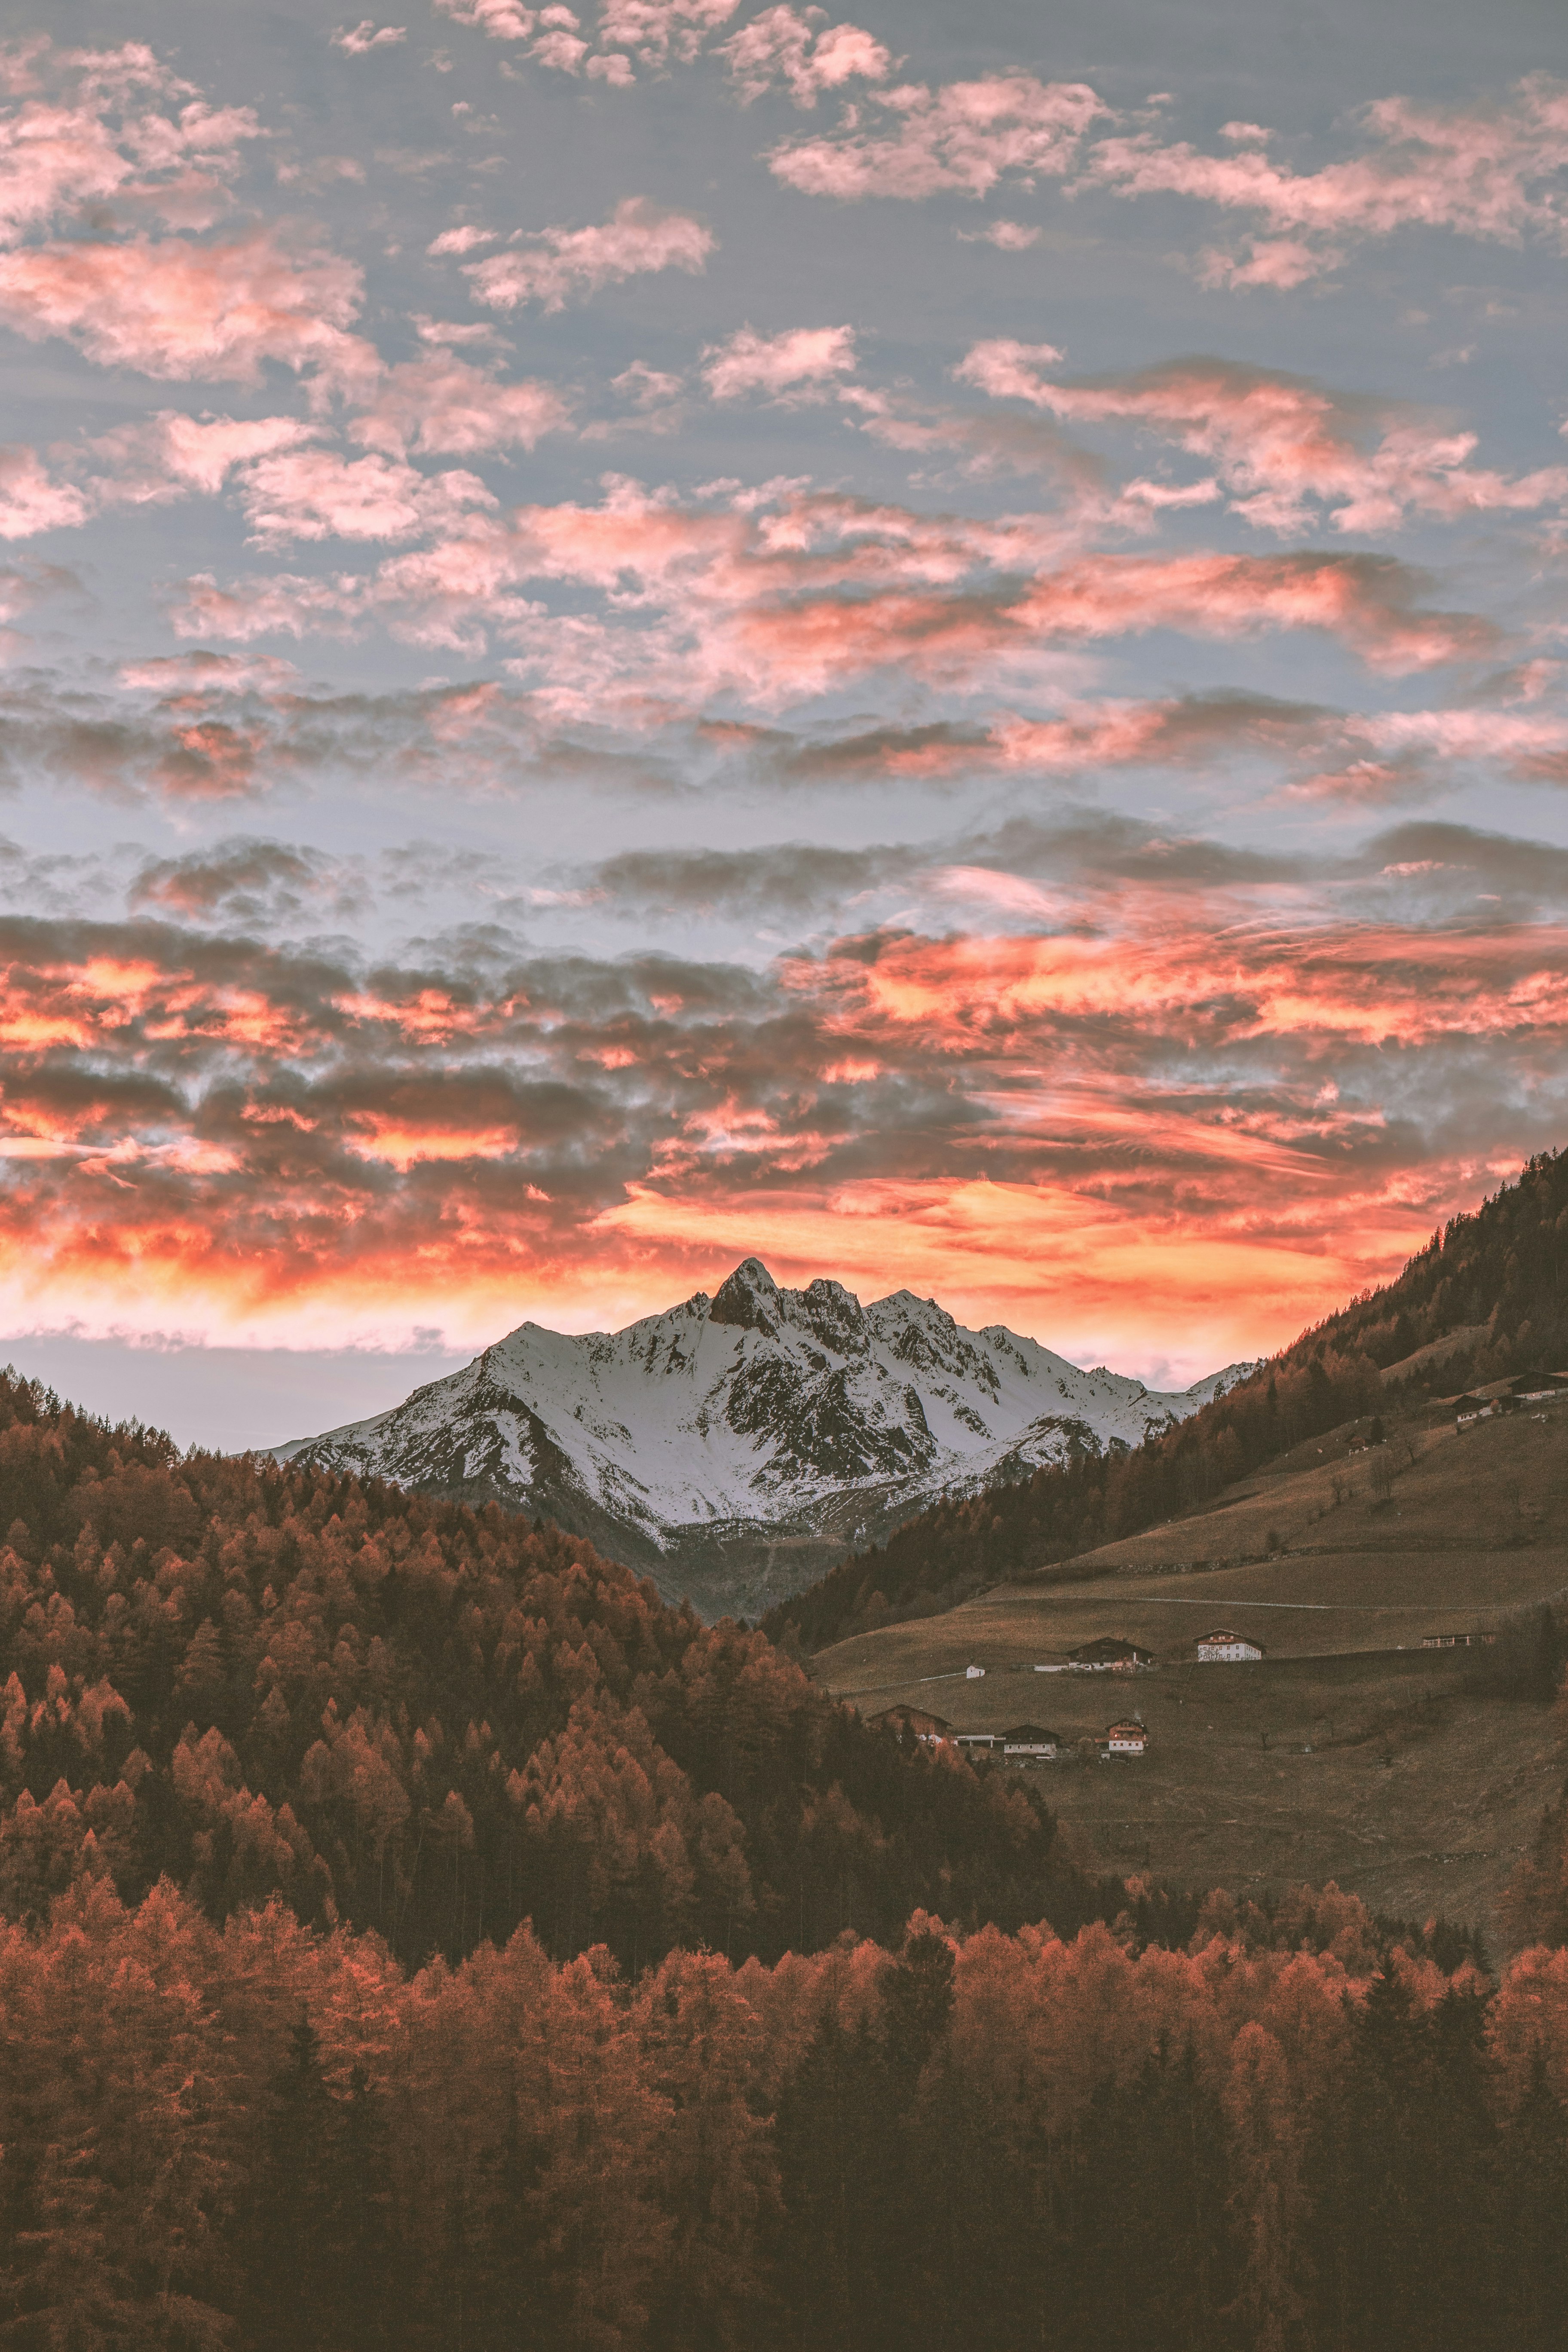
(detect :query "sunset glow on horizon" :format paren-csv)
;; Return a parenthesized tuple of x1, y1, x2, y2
(0, 0, 1565, 1439)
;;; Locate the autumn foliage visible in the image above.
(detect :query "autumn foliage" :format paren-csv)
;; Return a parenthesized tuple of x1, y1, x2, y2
(11, 1369, 1568, 2348)
(0, 1369, 1121, 1972)
(1, 1875, 1567, 2349)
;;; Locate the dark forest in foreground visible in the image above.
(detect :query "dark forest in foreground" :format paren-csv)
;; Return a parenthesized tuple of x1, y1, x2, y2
(766, 1148, 1568, 1655)
(4, 1880, 1568, 2351)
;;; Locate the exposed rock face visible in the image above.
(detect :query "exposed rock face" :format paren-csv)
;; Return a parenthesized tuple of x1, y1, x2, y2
(276, 1258, 1254, 1619)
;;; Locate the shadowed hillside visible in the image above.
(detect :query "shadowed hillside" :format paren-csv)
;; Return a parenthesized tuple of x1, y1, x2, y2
(0, 1370, 1142, 1973)
(765, 1149, 1568, 1657)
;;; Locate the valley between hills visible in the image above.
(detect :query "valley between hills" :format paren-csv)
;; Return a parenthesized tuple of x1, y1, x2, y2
(811, 1386, 1568, 1949)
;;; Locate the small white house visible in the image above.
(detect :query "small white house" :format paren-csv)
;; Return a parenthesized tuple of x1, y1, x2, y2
(1196, 1628, 1265, 1663)
(965, 1663, 986, 1679)
(1105, 1719, 1148, 1757)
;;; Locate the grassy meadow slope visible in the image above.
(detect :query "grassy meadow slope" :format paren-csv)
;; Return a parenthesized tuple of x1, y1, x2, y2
(812, 1388, 1568, 1946)
(765, 1152, 1568, 1659)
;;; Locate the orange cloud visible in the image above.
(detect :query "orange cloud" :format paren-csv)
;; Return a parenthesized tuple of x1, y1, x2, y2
(596, 1173, 1437, 1382)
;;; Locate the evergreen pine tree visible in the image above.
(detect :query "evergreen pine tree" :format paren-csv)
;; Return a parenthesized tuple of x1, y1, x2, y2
(246, 2015, 339, 2352)
(1494, 2052, 1568, 2351)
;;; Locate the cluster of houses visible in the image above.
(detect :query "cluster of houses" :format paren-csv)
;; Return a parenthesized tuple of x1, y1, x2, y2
(862, 1624, 1280, 1765)
(867, 1704, 1149, 1760)
(1454, 1372, 1568, 1430)
(1034, 1630, 1265, 1671)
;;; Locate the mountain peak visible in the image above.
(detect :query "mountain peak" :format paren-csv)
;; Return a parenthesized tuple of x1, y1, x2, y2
(709, 1257, 783, 1332)
(279, 1263, 1245, 1619)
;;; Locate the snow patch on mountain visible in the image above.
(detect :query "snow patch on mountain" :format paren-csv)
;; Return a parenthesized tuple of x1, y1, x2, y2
(276, 1259, 1257, 1617)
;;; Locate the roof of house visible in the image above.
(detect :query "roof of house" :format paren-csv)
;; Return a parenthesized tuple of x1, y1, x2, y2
(1106, 1719, 1147, 1739)
(868, 1704, 952, 1735)
(1069, 1636, 1153, 1661)
(1199, 1628, 1263, 1648)
(1001, 1723, 1061, 1743)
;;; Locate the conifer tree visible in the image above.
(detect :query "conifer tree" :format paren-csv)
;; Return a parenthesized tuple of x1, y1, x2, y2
(246, 2015, 339, 2352)
(1495, 2051, 1568, 2349)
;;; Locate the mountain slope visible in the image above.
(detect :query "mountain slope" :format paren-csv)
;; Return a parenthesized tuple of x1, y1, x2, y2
(277, 1257, 1251, 1617)
(763, 1147, 1568, 1654)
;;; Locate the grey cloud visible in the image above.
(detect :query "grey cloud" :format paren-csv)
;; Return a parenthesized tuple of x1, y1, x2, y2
(1352, 820, 1568, 916)
(587, 840, 922, 918)
(129, 838, 368, 925)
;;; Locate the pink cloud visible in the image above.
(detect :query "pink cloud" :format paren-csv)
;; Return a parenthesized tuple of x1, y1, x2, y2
(88, 411, 318, 502)
(531, 15, 592, 73)
(0, 227, 371, 389)
(168, 480, 1492, 695)
(1011, 550, 1491, 672)
(701, 323, 857, 400)
(769, 74, 1108, 199)
(117, 650, 302, 694)
(1202, 237, 1338, 291)
(956, 220, 1042, 249)
(426, 224, 498, 255)
(171, 571, 369, 642)
(462, 196, 714, 311)
(986, 696, 1325, 776)
(0, 415, 323, 542)
(950, 339, 1066, 401)
(957, 344, 1568, 533)
(331, 20, 407, 49)
(351, 352, 572, 455)
(1085, 74, 1568, 283)
(718, 7, 891, 107)
(0, 447, 88, 539)
(234, 449, 496, 548)
(432, 0, 738, 81)
(594, 0, 741, 67)
(0, 40, 263, 247)
(432, 0, 539, 36)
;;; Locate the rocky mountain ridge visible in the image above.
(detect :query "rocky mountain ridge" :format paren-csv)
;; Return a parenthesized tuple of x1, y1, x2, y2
(277, 1258, 1253, 1617)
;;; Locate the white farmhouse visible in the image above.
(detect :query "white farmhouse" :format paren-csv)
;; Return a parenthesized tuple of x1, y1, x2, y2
(1196, 1627, 1265, 1663)
(1105, 1719, 1148, 1757)
(1001, 1724, 1062, 1763)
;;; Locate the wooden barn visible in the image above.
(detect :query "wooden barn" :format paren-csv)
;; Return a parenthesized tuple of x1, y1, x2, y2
(1069, 1637, 1155, 1672)
(867, 1704, 953, 1745)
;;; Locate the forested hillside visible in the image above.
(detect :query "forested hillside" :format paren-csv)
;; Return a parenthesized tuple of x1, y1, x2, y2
(10, 1362, 1568, 2350)
(766, 1149, 1568, 1655)
(0, 1370, 1134, 1972)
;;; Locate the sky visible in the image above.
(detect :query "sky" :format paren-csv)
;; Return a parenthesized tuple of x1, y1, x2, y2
(0, 0, 1567, 1449)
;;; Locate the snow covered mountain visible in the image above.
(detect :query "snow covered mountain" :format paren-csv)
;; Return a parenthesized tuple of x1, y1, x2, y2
(276, 1259, 1256, 1619)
